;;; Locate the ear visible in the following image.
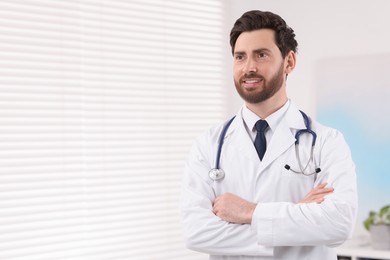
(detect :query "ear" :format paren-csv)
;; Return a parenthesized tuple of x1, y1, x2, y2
(284, 51, 296, 75)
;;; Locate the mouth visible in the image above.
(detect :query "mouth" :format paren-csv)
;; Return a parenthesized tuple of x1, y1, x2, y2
(241, 78, 263, 88)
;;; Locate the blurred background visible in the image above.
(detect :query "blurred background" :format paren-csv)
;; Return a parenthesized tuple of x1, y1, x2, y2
(0, 0, 389, 259)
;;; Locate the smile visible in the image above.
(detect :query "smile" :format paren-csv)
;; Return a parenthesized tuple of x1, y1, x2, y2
(242, 78, 263, 88)
(244, 79, 261, 83)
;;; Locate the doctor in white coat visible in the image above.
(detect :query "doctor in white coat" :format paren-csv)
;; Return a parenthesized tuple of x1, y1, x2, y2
(180, 10, 357, 260)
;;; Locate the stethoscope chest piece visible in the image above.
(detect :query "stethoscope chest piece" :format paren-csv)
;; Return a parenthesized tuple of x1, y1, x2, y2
(209, 168, 225, 181)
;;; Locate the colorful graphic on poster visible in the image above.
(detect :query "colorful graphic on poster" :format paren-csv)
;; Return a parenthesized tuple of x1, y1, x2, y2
(315, 54, 390, 235)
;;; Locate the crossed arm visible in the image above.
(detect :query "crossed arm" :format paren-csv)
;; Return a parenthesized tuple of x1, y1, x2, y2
(212, 183, 334, 224)
(182, 130, 357, 255)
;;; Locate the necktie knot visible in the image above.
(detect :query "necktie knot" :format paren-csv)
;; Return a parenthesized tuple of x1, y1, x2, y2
(255, 120, 268, 133)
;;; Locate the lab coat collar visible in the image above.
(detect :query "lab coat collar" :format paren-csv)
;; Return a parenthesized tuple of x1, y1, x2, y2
(242, 100, 290, 139)
(223, 101, 307, 171)
(225, 100, 306, 137)
(283, 101, 308, 130)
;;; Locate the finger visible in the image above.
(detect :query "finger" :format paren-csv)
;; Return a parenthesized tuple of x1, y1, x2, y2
(212, 204, 219, 214)
(308, 190, 332, 199)
(314, 186, 330, 192)
(311, 187, 334, 195)
(213, 199, 220, 208)
(314, 191, 333, 198)
(311, 185, 334, 193)
(318, 191, 334, 197)
(317, 187, 334, 194)
(213, 196, 224, 206)
(314, 197, 325, 203)
(315, 183, 328, 189)
(306, 197, 322, 203)
(311, 192, 333, 202)
(300, 190, 333, 204)
(305, 196, 325, 203)
(307, 184, 327, 194)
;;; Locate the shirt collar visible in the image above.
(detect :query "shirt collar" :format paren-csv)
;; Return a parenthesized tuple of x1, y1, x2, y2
(242, 100, 290, 134)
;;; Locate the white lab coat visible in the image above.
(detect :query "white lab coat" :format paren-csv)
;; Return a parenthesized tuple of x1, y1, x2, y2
(180, 102, 357, 260)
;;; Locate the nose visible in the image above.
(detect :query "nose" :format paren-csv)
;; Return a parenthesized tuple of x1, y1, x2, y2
(243, 57, 257, 74)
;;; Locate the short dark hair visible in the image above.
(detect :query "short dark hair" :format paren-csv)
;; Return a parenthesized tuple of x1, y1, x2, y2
(230, 10, 298, 58)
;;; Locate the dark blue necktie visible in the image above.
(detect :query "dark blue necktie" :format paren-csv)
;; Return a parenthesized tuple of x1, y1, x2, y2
(254, 120, 269, 161)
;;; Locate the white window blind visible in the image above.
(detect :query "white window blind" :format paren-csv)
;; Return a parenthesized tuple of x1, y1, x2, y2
(0, 0, 226, 259)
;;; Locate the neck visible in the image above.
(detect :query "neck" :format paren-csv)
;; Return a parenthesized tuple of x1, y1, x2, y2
(246, 89, 288, 119)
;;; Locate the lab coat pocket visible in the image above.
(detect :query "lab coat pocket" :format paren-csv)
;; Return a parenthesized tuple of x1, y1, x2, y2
(282, 162, 318, 179)
(280, 163, 316, 203)
(283, 143, 319, 180)
(281, 151, 317, 190)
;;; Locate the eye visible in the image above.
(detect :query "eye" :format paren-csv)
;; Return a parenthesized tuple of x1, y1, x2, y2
(235, 55, 244, 61)
(256, 52, 268, 59)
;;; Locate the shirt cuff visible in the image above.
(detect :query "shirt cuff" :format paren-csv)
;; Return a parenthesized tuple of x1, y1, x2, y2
(251, 203, 278, 246)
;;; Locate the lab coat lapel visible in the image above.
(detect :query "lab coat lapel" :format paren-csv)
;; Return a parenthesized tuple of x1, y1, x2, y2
(260, 103, 307, 170)
(260, 119, 295, 169)
(224, 109, 261, 163)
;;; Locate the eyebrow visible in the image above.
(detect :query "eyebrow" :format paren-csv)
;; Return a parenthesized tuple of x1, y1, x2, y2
(233, 51, 246, 56)
(253, 48, 271, 54)
(234, 48, 271, 56)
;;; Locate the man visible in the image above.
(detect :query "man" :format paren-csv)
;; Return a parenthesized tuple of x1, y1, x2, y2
(180, 10, 357, 260)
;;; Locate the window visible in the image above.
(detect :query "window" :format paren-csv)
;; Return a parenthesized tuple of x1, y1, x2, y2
(0, 0, 226, 259)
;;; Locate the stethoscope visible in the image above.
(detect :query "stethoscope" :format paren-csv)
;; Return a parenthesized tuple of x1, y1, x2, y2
(208, 111, 321, 181)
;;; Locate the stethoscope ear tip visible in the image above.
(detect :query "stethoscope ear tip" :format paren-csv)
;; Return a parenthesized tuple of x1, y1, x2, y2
(315, 168, 321, 173)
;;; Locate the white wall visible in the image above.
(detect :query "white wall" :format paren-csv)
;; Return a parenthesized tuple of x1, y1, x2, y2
(222, 0, 390, 241)
(222, 0, 390, 117)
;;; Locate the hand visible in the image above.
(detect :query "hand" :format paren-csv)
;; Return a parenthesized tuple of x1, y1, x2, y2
(212, 193, 256, 224)
(298, 183, 334, 204)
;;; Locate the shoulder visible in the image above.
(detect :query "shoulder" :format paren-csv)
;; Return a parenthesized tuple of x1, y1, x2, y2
(185, 117, 237, 175)
(193, 117, 235, 148)
(312, 120, 344, 139)
(311, 120, 350, 150)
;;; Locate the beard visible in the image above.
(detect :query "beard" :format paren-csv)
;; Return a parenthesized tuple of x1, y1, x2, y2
(234, 62, 285, 104)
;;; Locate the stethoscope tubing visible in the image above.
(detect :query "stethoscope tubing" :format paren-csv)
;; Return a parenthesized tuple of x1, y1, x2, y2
(209, 110, 321, 181)
(215, 116, 235, 169)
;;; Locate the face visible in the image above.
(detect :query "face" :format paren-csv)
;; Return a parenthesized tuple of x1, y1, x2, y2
(233, 29, 288, 104)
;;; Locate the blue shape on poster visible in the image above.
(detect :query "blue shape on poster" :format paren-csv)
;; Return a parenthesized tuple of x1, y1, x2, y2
(318, 107, 390, 190)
